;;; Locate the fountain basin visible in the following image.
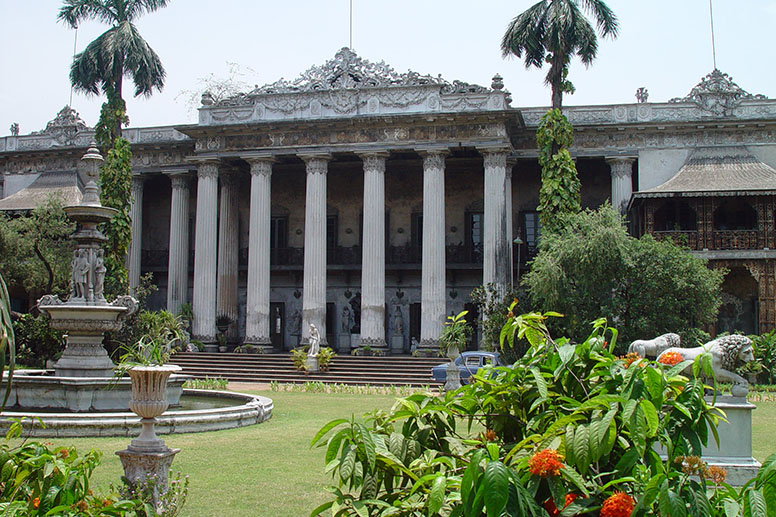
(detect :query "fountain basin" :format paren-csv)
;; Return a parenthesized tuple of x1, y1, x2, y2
(0, 389, 272, 438)
(4, 369, 189, 412)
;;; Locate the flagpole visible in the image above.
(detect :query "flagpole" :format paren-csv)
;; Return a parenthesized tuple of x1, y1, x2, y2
(69, 27, 78, 107)
(709, 0, 717, 70)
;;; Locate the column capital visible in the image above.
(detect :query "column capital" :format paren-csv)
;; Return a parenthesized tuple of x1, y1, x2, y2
(300, 153, 331, 175)
(245, 158, 274, 177)
(193, 160, 220, 179)
(359, 152, 388, 173)
(605, 156, 637, 177)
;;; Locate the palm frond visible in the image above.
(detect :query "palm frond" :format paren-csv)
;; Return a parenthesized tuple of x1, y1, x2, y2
(116, 21, 166, 96)
(0, 273, 16, 411)
(580, 0, 619, 37)
(58, 0, 117, 28)
(573, 19, 599, 66)
(125, 0, 171, 21)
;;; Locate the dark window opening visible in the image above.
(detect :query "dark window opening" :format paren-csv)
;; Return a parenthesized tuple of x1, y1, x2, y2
(270, 217, 288, 249)
(465, 211, 484, 262)
(714, 201, 758, 230)
(653, 200, 698, 231)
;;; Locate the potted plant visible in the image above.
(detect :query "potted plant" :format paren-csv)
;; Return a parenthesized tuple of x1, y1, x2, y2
(215, 314, 233, 335)
(177, 303, 193, 332)
(115, 328, 184, 452)
(439, 310, 472, 391)
(217, 332, 228, 353)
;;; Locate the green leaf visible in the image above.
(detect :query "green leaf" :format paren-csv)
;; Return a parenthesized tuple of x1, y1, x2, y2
(483, 461, 509, 517)
(340, 447, 357, 483)
(311, 419, 349, 447)
(573, 424, 589, 474)
(428, 475, 446, 515)
(724, 499, 741, 517)
(748, 488, 768, 517)
(640, 399, 659, 438)
(529, 366, 548, 399)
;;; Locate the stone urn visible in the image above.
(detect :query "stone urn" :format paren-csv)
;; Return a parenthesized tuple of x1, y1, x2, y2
(443, 346, 462, 392)
(127, 365, 182, 452)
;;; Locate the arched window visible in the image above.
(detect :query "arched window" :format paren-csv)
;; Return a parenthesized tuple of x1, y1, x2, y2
(713, 200, 758, 231)
(653, 200, 698, 231)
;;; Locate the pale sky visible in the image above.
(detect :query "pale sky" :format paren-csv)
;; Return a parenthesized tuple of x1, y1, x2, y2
(1, 0, 775, 135)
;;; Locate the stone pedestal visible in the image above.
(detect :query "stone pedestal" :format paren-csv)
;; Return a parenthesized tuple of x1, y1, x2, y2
(390, 336, 404, 355)
(306, 356, 320, 373)
(702, 395, 761, 485)
(338, 335, 352, 354)
(116, 447, 180, 508)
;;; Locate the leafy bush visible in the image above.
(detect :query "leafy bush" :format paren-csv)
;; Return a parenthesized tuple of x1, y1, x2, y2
(311, 312, 776, 516)
(471, 283, 525, 361)
(0, 420, 142, 516)
(183, 377, 228, 390)
(748, 330, 776, 385)
(523, 206, 724, 351)
(292, 346, 336, 372)
(12, 313, 64, 368)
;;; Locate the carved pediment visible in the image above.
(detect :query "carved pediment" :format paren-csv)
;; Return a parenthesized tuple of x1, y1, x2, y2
(31, 106, 91, 146)
(669, 69, 768, 116)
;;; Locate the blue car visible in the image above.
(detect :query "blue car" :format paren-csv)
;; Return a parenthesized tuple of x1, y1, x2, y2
(431, 351, 502, 384)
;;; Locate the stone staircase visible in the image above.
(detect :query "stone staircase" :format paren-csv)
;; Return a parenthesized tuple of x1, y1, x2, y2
(169, 352, 444, 387)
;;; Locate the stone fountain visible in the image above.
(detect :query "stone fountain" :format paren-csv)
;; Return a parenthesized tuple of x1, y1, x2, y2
(5, 144, 185, 412)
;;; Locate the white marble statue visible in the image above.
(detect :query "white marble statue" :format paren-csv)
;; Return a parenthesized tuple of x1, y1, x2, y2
(392, 306, 403, 336)
(308, 323, 321, 357)
(628, 332, 680, 358)
(341, 304, 354, 334)
(656, 335, 756, 394)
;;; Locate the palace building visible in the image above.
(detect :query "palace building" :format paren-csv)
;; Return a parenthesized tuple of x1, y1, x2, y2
(2, 49, 776, 351)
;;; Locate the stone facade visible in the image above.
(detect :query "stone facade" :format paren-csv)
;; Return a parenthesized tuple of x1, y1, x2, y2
(3, 54, 776, 349)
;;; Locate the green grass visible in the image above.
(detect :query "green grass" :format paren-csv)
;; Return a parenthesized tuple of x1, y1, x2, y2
(26, 391, 776, 516)
(44, 390, 400, 517)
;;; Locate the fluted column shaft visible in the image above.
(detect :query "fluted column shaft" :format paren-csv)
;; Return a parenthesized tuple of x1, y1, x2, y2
(481, 149, 511, 296)
(217, 171, 240, 338)
(192, 161, 219, 342)
(244, 157, 274, 350)
(359, 153, 388, 349)
(128, 174, 144, 292)
(301, 155, 330, 344)
(506, 160, 515, 287)
(607, 157, 636, 214)
(419, 150, 447, 352)
(165, 172, 191, 315)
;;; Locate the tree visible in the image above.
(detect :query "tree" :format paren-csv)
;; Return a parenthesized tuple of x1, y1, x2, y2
(59, 0, 169, 295)
(501, 0, 618, 110)
(0, 197, 75, 302)
(502, 0, 618, 228)
(59, 0, 168, 137)
(522, 205, 724, 349)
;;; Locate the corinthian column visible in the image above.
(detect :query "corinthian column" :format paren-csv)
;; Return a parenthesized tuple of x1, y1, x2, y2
(128, 174, 145, 292)
(300, 154, 331, 344)
(607, 157, 636, 214)
(217, 171, 240, 338)
(165, 170, 191, 316)
(418, 149, 447, 354)
(192, 160, 219, 343)
(480, 147, 512, 295)
(359, 152, 388, 351)
(244, 156, 274, 352)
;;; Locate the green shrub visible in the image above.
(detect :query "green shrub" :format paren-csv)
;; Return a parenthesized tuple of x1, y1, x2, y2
(311, 311, 776, 516)
(748, 330, 776, 384)
(292, 346, 336, 371)
(12, 313, 64, 368)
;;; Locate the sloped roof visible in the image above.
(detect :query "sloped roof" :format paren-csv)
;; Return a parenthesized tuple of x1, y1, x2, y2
(633, 146, 776, 198)
(0, 171, 82, 211)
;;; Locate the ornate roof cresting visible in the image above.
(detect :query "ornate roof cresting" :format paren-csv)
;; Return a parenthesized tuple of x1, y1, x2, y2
(669, 69, 767, 116)
(30, 106, 91, 146)
(212, 47, 490, 107)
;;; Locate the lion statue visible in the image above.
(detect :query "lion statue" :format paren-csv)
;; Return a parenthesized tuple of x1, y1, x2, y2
(628, 333, 680, 359)
(656, 335, 756, 392)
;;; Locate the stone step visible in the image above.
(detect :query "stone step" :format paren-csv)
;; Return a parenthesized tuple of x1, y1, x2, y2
(169, 352, 444, 386)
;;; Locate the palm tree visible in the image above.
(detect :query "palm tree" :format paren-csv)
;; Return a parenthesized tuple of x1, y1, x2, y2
(501, 0, 618, 109)
(58, 0, 168, 105)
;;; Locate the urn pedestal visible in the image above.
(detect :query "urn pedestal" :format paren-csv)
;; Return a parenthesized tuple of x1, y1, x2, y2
(443, 348, 462, 392)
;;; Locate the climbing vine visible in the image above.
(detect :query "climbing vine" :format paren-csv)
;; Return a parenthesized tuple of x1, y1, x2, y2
(536, 108, 581, 231)
(94, 86, 133, 298)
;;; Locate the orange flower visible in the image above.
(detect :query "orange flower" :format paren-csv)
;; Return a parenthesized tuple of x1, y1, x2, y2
(658, 351, 683, 366)
(484, 429, 497, 442)
(528, 449, 563, 478)
(543, 498, 560, 517)
(622, 352, 641, 367)
(565, 493, 580, 507)
(703, 465, 727, 485)
(601, 492, 634, 517)
(32, 497, 40, 509)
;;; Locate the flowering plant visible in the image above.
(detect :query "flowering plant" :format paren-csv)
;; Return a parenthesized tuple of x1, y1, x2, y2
(657, 350, 684, 366)
(311, 308, 776, 516)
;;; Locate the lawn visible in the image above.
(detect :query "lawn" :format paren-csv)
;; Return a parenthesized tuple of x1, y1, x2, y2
(35, 389, 776, 517)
